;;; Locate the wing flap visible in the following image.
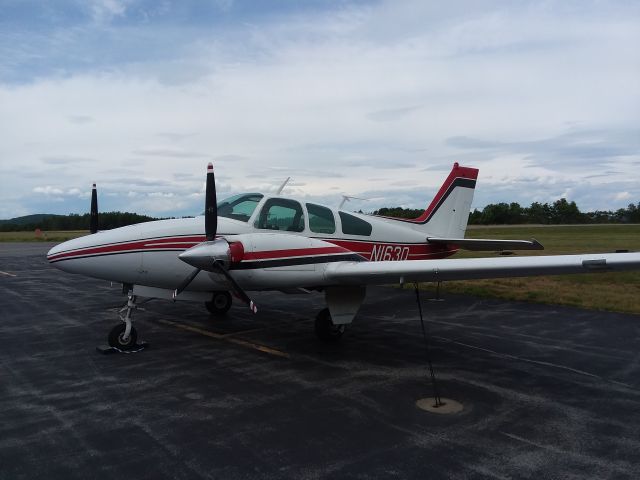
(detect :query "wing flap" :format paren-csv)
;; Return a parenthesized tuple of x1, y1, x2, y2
(427, 237, 544, 251)
(324, 252, 640, 286)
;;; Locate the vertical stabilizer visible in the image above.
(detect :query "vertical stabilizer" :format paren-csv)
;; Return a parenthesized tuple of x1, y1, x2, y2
(383, 163, 478, 238)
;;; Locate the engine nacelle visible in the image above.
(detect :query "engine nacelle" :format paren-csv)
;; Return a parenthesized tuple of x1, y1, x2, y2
(224, 232, 362, 289)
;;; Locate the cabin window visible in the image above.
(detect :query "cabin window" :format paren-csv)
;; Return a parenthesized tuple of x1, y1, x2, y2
(306, 203, 336, 234)
(255, 198, 305, 232)
(339, 212, 372, 236)
(217, 193, 263, 222)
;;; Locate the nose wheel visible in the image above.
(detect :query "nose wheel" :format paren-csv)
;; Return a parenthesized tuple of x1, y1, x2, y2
(104, 294, 145, 352)
(108, 323, 138, 349)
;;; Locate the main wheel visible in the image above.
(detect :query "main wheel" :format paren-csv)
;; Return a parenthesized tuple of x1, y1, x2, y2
(108, 324, 138, 350)
(205, 291, 232, 315)
(315, 308, 345, 342)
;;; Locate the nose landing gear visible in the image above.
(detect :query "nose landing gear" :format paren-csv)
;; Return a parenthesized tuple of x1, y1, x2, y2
(108, 323, 138, 350)
(101, 295, 146, 353)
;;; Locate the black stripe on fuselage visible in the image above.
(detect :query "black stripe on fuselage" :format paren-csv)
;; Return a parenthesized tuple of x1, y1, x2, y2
(231, 253, 365, 270)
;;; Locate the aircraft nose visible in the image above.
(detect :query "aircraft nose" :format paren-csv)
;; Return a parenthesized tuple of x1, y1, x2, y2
(47, 243, 64, 263)
(47, 238, 79, 272)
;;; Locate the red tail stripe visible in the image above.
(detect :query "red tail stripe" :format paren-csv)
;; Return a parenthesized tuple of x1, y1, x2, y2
(410, 164, 477, 223)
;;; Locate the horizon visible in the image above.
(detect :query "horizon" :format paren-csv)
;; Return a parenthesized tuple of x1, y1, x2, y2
(2, 194, 638, 223)
(1, 1, 639, 219)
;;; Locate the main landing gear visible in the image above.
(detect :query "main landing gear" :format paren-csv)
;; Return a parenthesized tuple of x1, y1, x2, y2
(205, 291, 232, 316)
(106, 294, 142, 351)
(314, 286, 365, 342)
(315, 308, 345, 342)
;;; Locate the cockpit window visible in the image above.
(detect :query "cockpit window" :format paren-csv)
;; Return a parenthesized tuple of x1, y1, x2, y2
(339, 211, 372, 236)
(217, 193, 263, 222)
(307, 203, 336, 234)
(255, 198, 305, 232)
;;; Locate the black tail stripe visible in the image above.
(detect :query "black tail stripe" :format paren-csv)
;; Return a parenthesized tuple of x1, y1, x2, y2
(391, 177, 476, 225)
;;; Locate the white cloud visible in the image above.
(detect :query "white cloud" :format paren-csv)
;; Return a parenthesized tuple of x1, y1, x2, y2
(33, 186, 64, 195)
(88, 0, 128, 23)
(615, 191, 632, 202)
(1, 1, 639, 217)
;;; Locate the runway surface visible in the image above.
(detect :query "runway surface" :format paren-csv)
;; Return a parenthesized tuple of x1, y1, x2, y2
(1, 242, 640, 479)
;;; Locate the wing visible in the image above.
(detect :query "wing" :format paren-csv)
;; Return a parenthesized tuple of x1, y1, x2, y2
(324, 252, 640, 286)
(427, 237, 543, 251)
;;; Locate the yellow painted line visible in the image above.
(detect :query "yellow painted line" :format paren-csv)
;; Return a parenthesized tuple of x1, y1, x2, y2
(155, 318, 290, 359)
(220, 325, 282, 338)
(0, 271, 16, 277)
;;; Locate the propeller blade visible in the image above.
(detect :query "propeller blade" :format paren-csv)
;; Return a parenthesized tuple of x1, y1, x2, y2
(211, 261, 257, 314)
(176, 163, 252, 310)
(205, 162, 217, 241)
(172, 268, 201, 300)
(90, 183, 98, 234)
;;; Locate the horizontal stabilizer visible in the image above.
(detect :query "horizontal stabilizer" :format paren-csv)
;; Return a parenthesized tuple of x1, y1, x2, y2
(427, 237, 544, 251)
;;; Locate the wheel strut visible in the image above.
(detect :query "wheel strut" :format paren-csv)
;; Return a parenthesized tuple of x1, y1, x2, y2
(118, 294, 138, 341)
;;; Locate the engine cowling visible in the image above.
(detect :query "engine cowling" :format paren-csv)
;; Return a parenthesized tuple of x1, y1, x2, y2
(178, 239, 233, 271)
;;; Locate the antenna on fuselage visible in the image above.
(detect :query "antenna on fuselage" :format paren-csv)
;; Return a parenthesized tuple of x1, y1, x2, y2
(276, 177, 291, 195)
(338, 195, 368, 209)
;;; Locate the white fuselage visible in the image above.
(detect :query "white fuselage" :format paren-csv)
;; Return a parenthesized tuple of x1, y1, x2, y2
(47, 194, 456, 294)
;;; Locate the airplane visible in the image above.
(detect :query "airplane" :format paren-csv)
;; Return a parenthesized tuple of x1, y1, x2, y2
(47, 162, 640, 350)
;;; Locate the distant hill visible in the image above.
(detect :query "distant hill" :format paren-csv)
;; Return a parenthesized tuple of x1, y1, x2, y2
(0, 214, 64, 225)
(0, 212, 159, 231)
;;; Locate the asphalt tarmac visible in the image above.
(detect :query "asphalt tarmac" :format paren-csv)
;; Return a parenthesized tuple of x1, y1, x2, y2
(1, 242, 640, 479)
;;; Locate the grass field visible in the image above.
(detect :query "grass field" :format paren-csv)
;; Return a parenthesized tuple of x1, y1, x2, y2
(416, 224, 640, 315)
(2, 225, 639, 314)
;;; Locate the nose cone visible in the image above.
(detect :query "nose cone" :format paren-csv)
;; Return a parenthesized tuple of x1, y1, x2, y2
(47, 236, 90, 272)
(47, 243, 63, 263)
(178, 240, 230, 271)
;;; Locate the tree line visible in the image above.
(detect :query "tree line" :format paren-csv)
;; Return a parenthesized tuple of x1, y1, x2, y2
(374, 199, 640, 225)
(3, 198, 639, 232)
(0, 212, 159, 232)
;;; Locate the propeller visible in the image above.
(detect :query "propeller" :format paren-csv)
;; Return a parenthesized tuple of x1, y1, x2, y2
(205, 163, 217, 241)
(90, 183, 98, 234)
(172, 163, 257, 313)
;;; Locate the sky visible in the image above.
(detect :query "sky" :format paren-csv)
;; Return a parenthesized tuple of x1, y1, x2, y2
(1, 0, 639, 219)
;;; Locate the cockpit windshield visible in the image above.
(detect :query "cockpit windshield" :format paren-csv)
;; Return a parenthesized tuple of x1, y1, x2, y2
(216, 193, 263, 222)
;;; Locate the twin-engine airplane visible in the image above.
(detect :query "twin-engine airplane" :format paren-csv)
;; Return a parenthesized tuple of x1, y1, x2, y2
(48, 163, 640, 350)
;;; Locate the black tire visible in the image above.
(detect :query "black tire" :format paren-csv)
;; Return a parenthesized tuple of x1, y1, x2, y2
(315, 308, 345, 342)
(205, 291, 232, 315)
(108, 324, 138, 350)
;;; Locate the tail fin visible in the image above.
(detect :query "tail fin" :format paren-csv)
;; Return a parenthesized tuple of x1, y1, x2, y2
(395, 162, 478, 238)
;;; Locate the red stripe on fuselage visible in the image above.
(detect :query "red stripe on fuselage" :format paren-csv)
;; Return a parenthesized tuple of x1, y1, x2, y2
(47, 235, 206, 262)
(325, 239, 456, 261)
(48, 234, 458, 263)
